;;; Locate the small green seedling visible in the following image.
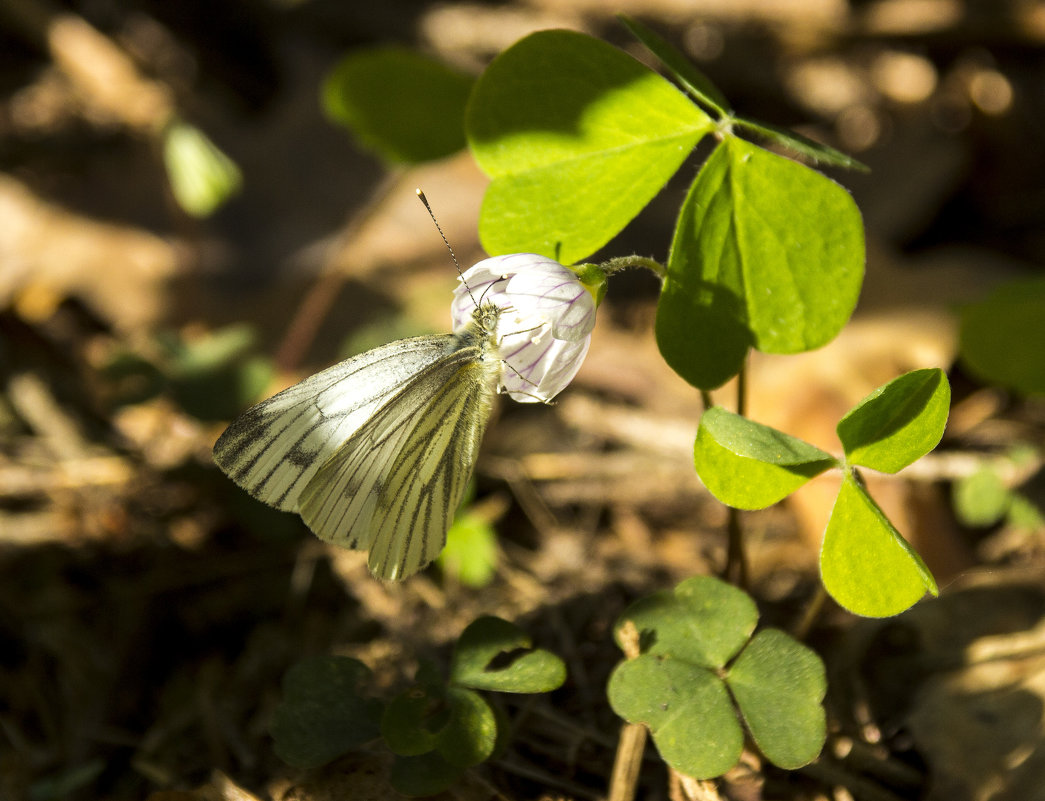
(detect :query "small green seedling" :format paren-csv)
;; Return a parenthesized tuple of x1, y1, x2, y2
(103, 325, 272, 421)
(270, 616, 565, 796)
(438, 506, 500, 588)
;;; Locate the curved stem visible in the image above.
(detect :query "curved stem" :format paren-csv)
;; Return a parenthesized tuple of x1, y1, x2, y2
(599, 255, 666, 279)
(791, 585, 828, 641)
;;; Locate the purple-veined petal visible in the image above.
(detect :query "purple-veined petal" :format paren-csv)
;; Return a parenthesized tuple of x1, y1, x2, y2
(451, 253, 597, 403)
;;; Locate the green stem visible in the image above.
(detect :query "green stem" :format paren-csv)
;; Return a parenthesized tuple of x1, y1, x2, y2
(598, 255, 666, 279)
(791, 585, 828, 641)
(725, 364, 749, 587)
(724, 507, 748, 589)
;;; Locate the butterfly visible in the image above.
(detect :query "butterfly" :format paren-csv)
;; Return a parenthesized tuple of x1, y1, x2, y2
(213, 301, 505, 580)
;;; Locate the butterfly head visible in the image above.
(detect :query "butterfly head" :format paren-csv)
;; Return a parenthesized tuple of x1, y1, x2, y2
(472, 301, 504, 339)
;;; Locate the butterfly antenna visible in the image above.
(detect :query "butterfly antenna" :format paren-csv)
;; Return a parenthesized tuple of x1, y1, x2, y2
(417, 188, 479, 307)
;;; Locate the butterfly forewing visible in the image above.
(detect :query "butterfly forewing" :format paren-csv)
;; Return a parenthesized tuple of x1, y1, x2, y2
(212, 335, 466, 511)
(295, 366, 454, 551)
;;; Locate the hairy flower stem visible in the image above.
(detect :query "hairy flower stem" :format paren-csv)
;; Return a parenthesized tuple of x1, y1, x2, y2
(599, 255, 666, 279)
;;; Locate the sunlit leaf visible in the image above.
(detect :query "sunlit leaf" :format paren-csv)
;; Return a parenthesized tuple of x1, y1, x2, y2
(694, 407, 837, 509)
(467, 29, 713, 263)
(820, 472, 937, 617)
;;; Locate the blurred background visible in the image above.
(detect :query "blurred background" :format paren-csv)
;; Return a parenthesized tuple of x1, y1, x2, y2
(1, 1, 1044, 799)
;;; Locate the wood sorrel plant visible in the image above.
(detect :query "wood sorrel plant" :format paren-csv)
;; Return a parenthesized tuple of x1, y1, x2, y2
(310, 15, 948, 794)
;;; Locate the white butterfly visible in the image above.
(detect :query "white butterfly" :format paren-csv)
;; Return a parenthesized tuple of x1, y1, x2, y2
(213, 254, 595, 581)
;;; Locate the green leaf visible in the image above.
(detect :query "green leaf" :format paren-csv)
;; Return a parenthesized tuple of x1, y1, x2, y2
(726, 629, 826, 769)
(159, 326, 274, 422)
(270, 656, 383, 768)
(610, 576, 829, 777)
(657, 137, 864, 389)
(322, 46, 474, 164)
(694, 407, 838, 509)
(615, 575, 757, 667)
(438, 511, 499, 587)
(959, 276, 1045, 396)
(382, 682, 495, 769)
(820, 472, 937, 617)
(731, 116, 868, 171)
(100, 349, 165, 407)
(655, 256, 753, 389)
(381, 685, 443, 757)
(952, 466, 1011, 527)
(451, 616, 566, 693)
(389, 751, 463, 797)
(608, 655, 742, 779)
(837, 368, 950, 474)
(466, 29, 713, 264)
(436, 688, 498, 767)
(1008, 493, 1045, 530)
(162, 120, 241, 218)
(617, 15, 730, 113)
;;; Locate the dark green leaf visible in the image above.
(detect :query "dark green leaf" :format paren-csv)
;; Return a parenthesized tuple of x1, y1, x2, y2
(271, 656, 383, 768)
(381, 685, 443, 757)
(389, 751, 463, 797)
(159, 325, 274, 421)
(608, 655, 742, 779)
(436, 688, 498, 767)
(726, 629, 826, 769)
(959, 276, 1045, 396)
(615, 575, 757, 667)
(323, 46, 474, 164)
(451, 616, 566, 693)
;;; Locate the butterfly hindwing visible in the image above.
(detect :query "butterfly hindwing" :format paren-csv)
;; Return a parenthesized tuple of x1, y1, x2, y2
(298, 333, 499, 579)
(367, 357, 500, 580)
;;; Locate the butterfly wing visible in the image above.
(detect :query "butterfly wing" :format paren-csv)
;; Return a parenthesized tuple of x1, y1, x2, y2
(299, 345, 500, 580)
(212, 335, 462, 512)
(368, 357, 499, 579)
